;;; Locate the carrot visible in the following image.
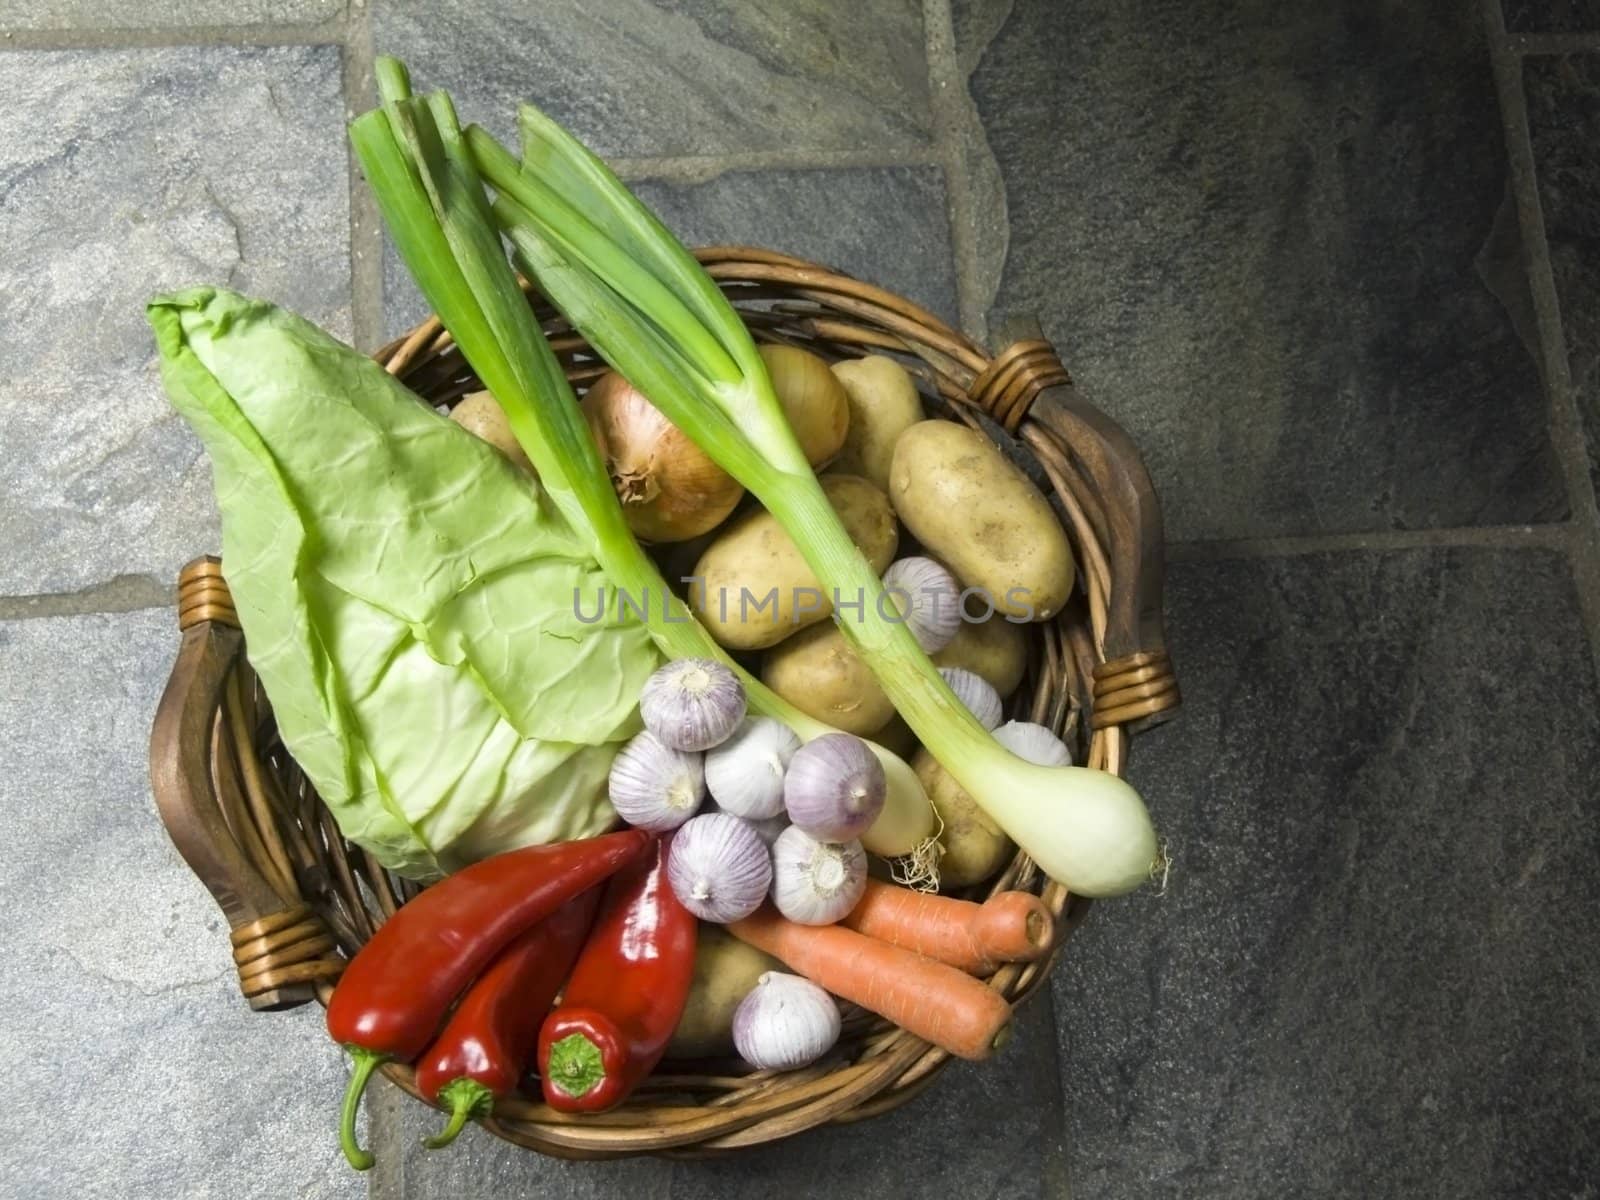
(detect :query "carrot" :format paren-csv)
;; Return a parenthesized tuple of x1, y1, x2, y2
(728, 905, 1012, 1061)
(839, 880, 1055, 976)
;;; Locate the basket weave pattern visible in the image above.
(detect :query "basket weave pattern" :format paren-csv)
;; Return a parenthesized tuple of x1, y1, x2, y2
(150, 247, 1178, 1158)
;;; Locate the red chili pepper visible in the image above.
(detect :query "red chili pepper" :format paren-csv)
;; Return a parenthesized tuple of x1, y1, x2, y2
(536, 837, 697, 1112)
(326, 829, 651, 1168)
(412, 886, 602, 1149)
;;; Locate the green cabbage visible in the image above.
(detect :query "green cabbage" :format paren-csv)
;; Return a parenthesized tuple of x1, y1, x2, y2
(149, 287, 659, 879)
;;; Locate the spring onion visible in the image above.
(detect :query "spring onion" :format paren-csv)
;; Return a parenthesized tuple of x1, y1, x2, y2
(464, 93, 1162, 897)
(349, 60, 937, 870)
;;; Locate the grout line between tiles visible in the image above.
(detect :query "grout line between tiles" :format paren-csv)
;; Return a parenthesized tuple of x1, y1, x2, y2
(364, 1075, 409, 1200)
(1513, 31, 1600, 56)
(1482, 0, 1600, 673)
(0, 576, 175, 621)
(343, 0, 382, 352)
(922, 0, 989, 342)
(609, 145, 942, 186)
(0, 19, 343, 51)
(1167, 523, 1570, 562)
(1036, 985, 1074, 1200)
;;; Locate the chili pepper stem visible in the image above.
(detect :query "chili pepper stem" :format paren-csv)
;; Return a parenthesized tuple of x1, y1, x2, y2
(339, 1046, 388, 1171)
(423, 1078, 496, 1149)
(546, 1032, 607, 1100)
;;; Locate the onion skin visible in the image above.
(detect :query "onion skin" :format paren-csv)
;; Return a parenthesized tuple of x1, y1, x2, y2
(582, 372, 744, 542)
(759, 344, 849, 468)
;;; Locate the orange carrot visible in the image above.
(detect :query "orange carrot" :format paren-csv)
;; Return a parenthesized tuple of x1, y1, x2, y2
(728, 905, 1012, 1061)
(839, 880, 1055, 976)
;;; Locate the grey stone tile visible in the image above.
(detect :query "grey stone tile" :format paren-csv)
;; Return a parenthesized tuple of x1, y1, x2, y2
(1526, 54, 1600, 492)
(0, 0, 339, 29)
(963, 0, 1566, 540)
(382, 166, 961, 341)
(367, 986, 1059, 1198)
(0, 46, 350, 597)
(383, 231, 432, 344)
(950, 0, 1010, 76)
(631, 167, 960, 327)
(372, 0, 931, 157)
(1055, 548, 1600, 1197)
(0, 610, 363, 1199)
(1505, 0, 1600, 32)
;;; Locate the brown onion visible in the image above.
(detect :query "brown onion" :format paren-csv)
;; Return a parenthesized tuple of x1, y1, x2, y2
(582, 372, 744, 543)
(758, 344, 850, 468)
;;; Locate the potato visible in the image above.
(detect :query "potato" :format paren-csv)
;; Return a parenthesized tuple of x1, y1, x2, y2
(666, 926, 782, 1058)
(762, 622, 895, 735)
(932, 615, 1028, 697)
(828, 355, 925, 490)
(450, 390, 532, 472)
(692, 475, 898, 650)
(914, 747, 1013, 889)
(889, 421, 1075, 620)
(760, 344, 850, 468)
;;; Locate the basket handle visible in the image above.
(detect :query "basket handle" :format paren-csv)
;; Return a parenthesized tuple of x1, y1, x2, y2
(976, 316, 1179, 733)
(149, 557, 341, 1011)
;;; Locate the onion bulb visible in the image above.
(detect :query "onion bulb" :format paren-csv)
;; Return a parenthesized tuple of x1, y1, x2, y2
(582, 372, 743, 542)
(758, 344, 849, 468)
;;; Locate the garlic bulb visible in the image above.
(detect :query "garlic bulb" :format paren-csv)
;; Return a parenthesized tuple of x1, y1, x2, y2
(758, 344, 850, 468)
(641, 658, 747, 751)
(582, 372, 744, 542)
(771, 826, 866, 925)
(608, 730, 704, 831)
(705, 718, 801, 819)
(882, 556, 961, 652)
(939, 666, 1003, 731)
(732, 972, 841, 1070)
(783, 733, 886, 841)
(992, 720, 1073, 767)
(667, 813, 773, 923)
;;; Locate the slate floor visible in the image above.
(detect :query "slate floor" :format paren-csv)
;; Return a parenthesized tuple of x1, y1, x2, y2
(2, 1, 1597, 1197)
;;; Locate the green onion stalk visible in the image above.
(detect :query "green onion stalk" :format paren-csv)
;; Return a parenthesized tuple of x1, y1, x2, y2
(466, 92, 1162, 897)
(349, 60, 939, 874)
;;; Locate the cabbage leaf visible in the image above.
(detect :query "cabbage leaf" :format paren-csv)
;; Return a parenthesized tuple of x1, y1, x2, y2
(149, 287, 658, 879)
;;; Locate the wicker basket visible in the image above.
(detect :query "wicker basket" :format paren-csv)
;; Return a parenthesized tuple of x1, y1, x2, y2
(148, 246, 1179, 1159)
